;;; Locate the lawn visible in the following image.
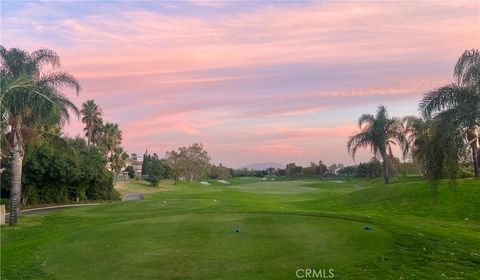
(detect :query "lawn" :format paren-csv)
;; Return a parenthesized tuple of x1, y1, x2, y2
(1, 177, 479, 279)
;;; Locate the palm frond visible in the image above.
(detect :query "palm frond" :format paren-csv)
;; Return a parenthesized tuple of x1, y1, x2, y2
(358, 113, 375, 128)
(419, 83, 472, 118)
(38, 71, 81, 94)
(30, 48, 60, 69)
(454, 49, 480, 86)
(347, 132, 371, 159)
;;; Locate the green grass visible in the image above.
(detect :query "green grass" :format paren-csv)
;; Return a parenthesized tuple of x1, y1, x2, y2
(1, 177, 479, 279)
(114, 180, 173, 196)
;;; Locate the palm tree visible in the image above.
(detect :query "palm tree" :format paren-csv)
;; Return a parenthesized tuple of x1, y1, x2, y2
(347, 105, 407, 184)
(405, 116, 463, 198)
(420, 83, 480, 176)
(81, 100, 103, 146)
(403, 116, 431, 176)
(100, 122, 122, 170)
(455, 49, 480, 175)
(0, 46, 80, 225)
(454, 49, 480, 88)
(110, 146, 129, 175)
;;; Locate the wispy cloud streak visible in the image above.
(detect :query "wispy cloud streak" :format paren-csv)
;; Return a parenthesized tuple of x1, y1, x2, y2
(2, 1, 478, 166)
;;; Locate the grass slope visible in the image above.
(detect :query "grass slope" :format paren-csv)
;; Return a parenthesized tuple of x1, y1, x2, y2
(1, 177, 479, 279)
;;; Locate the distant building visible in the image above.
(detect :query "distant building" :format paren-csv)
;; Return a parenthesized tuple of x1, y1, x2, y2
(127, 159, 143, 176)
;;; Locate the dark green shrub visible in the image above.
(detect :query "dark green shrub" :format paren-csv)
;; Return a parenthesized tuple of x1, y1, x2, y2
(146, 175, 160, 187)
(125, 166, 135, 179)
(1, 137, 121, 206)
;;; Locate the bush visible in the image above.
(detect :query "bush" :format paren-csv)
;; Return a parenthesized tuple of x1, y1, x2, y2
(146, 175, 160, 187)
(22, 142, 76, 205)
(1, 137, 121, 206)
(459, 167, 475, 178)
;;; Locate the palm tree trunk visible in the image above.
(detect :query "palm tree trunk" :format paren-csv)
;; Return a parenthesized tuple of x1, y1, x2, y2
(87, 127, 91, 146)
(9, 130, 24, 225)
(477, 131, 480, 177)
(381, 152, 389, 184)
(467, 130, 479, 177)
(472, 144, 479, 177)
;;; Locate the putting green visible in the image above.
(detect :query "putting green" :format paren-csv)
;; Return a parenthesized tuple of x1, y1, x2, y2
(40, 213, 392, 279)
(225, 180, 318, 194)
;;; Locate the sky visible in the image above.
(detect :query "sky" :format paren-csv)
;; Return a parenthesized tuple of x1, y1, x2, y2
(1, 0, 479, 168)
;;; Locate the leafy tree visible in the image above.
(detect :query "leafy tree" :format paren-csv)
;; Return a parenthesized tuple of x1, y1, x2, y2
(328, 163, 343, 175)
(347, 105, 407, 184)
(21, 142, 76, 205)
(74, 141, 119, 201)
(357, 158, 382, 177)
(232, 167, 255, 177)
(266, 167, 276, 177)
(166, 143, 210, 182)
(209, 164, 231, 179)
(316, 161, 328, 177)
(303, 162, 317, 177)
(146, 176, 160, 187)
(337, 166, 357, 178)
(144, 153, 164, 187)
(2, 137, 119, 206)
(0, 46, 80, 225)
(130, 153, 138, 161)
(125, 165, 135, 179)
(285, 162, 302, 177)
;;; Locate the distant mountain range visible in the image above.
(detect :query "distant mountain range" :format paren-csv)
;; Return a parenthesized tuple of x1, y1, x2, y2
(243, 162, 285, 170)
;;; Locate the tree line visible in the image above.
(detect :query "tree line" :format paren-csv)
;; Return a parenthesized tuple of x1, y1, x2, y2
(0, 46, 128, 225)
(138, 144, 212, 186)
(140, 151, 354, 182)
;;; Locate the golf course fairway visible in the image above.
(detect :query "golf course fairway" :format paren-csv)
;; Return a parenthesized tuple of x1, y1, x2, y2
(1, 177, 479, 279)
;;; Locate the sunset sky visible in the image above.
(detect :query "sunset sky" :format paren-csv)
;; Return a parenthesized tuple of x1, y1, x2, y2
(2, 0, 479, 167)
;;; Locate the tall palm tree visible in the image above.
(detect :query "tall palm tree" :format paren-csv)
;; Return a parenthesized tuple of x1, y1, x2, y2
(81, 100, 103, 146)
(455, 49, 480, 175)
(0, 46, 80, 225)
(420, 83, 480, 176)
(347, 105, 407, 184)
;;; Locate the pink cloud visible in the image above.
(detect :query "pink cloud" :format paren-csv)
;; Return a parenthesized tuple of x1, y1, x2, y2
(3, 1, 477, 167)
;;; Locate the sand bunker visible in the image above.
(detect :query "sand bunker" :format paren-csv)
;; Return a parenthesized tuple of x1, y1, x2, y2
(200, 181, 211, 185)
